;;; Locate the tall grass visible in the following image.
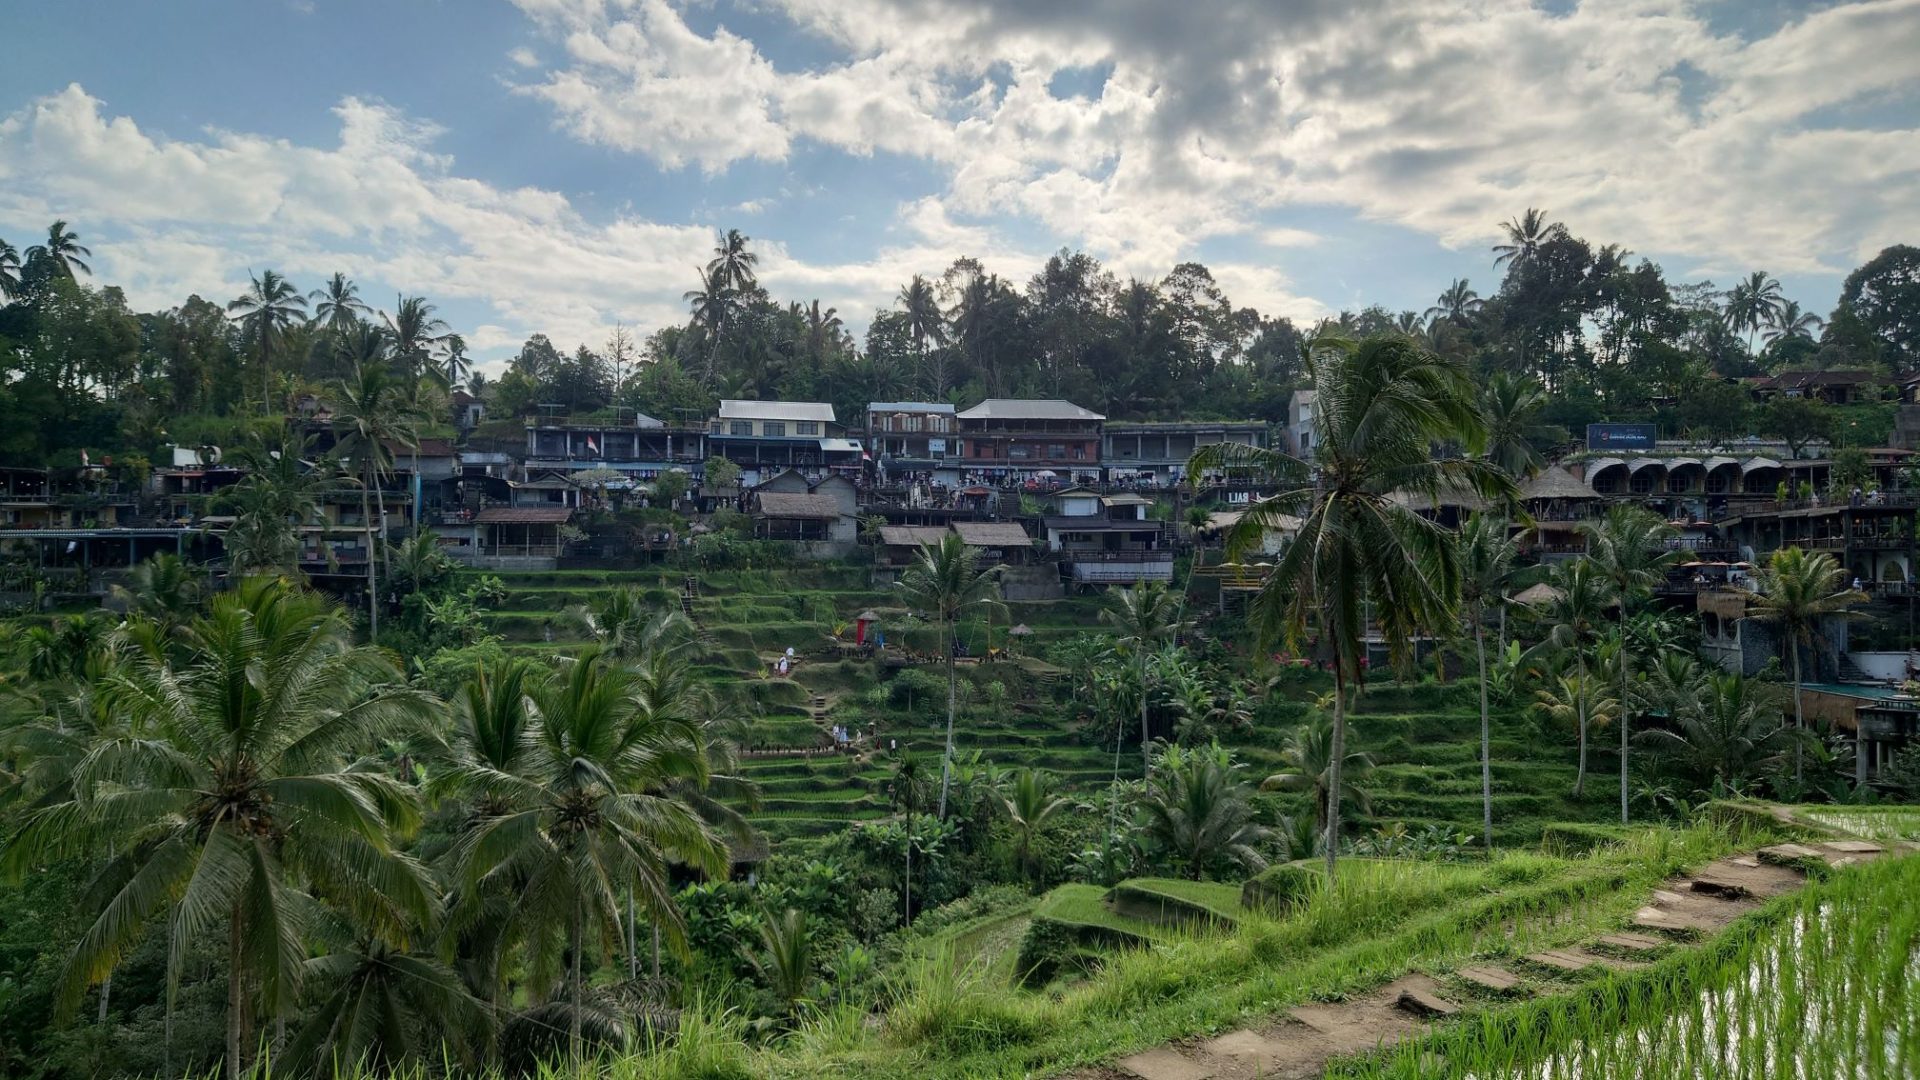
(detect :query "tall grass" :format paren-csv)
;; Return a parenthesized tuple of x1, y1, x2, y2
(1334, 853, 1920, 1079)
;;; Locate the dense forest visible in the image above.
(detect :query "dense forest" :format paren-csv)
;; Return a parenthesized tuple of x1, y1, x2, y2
(2, 215, 1918, 467)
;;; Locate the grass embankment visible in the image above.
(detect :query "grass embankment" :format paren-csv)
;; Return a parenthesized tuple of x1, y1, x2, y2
(1335, 850, 1920, 1078)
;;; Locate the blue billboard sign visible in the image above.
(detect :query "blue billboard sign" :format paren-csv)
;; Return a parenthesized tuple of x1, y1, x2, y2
(1586, 423, 1657, 452)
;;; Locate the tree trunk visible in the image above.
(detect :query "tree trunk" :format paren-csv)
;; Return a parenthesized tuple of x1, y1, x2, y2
(226, 907, 244, 1080)
(1324, 667, 1347, 882)
(1139, 646, 1152, 780)
(1619, 615, 1631, 826)
(903, 816, 913, 924)
(361, 478, 379, 643)
(626, 888, 636, 981)
(570, 902, 584, 1062)
(372, 477, 388, 643)
(936, 621, 958, 820)
(651, 924, 661, 982)
(1103, 703, 1125, 885)
(1476, 618, 1492, 852)
(1791, 645, 1805, 787)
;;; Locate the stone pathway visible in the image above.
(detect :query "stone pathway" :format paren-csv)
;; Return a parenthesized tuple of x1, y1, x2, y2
(1072, 838, 1907, 1080)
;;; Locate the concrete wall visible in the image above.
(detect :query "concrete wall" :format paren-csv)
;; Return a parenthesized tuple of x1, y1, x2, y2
(1000, 563, 1064, 601)
(1848, 651, 1918, 681)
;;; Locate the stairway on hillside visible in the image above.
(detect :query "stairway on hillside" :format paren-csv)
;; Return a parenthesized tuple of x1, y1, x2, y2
(680, 575, 716, 645)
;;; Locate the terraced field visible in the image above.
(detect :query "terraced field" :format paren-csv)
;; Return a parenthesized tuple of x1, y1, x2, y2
(471, 565, 1618, 847)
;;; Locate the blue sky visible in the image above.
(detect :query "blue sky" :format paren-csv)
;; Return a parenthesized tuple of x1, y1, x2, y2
(1, 0, 1915, 368)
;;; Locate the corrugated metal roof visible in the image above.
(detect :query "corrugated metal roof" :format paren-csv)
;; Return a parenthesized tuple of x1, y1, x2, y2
(717, 399, 836, 423)
(952, 521, 1033, 547)
(818, 438, 864, 453)
(956, 398, 1105, 421)
(755, 492, 844, 519)
(474, 507, 573, 524)
(867, 401, 955, 414)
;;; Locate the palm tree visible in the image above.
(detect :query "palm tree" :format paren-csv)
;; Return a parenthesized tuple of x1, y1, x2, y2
(438, 653, 728, 1060)
(382, 296, 451, 383)
(1459, 513, 1521, 849)
(1137, 745, 1271, 881)
(28, 219, 93, 277)
(1527, 558, 1616, 795)
(1261, 712, 1375, 840)
(1001, 768, 1069, 888)
(1481, 373, 1549, 481)
(1763, 300, 1825, 347)
(109, 552, 202, 633)
(1099, 581, 1191, 780)
(1637, 673, 1801, 797)
(1188, 335, 1514, 879)
(745, 908, 815, 1018)
(1491, 208, 1564, 271)
(707, 228, 759, 292)
(0, 238, 21, 300)
(898, 275, 947, 352)
(309, 272, 370, 332)
(227, 269, 309, 413)
(224, 431, 337, 575)
(1423, 279, 1484, 327)
(0, 580, 438, 1079)
(1722, 272, 1785, 355)
(896, 534, 1004, 819)
(333, 363, 416, 641)
(1580, 506, 1685, 823)
(568, 589, 693, 660)
(804, 300, 843, 360)
(684, 266, 735, 385)
(282, 932, 489, 1077)
(1741, 547, 1866, 785)
(443, 333, 472, 391)
(1531, 669, 1618, 798)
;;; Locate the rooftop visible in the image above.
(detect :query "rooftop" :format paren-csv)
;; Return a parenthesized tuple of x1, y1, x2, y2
(474, 506, 573, 524)
(867, 401, 956, 414)
(717, 399, 836, 423)
(951, 521, 1032, 547)
(957, 398, 1105, 422)
(754, 491, 845, 519)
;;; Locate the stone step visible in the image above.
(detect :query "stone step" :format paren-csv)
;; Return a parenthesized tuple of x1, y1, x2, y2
(1688, 876, 1752, 900)
(1397, 987, 1461, 1018)
(1456, 965, 1523, 994)
(1758, 843, 1824, 865)
(1116, 1048, 1213, 1080)
(1632, 907, 1698, 934)
(1650, 888, 1690, 907)
(1524, 949, 1597, 973)
(1594, 932, 1667, 954)
(1821, 840, 1885, 855)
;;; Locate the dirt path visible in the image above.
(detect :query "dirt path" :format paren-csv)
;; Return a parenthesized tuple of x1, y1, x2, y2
(1070, 839, 1910, 1080)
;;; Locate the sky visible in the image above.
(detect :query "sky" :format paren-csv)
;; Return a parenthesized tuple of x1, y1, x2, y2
(1, 0, 1915, 371)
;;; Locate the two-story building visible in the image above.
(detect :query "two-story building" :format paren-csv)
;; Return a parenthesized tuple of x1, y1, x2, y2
(955, 399, 1104, 486)
(1285, 390, 1317, 456)
(524, 412, 707, 484)
(1042, 486, 1173, 585)
(864, 402, 960, 489)
(1103, 420, 1269, 488)
(708, 400, 862, 486)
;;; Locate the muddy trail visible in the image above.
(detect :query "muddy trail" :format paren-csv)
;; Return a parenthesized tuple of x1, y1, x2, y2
(1069, 838, 1911, 1080)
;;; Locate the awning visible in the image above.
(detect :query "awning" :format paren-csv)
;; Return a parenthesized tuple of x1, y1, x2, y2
(1627, 457, 1667, 474)
(1587, 457, 1627, 475)
(1664, 457, 1704, 470)
(1703, 456, 1740, 472)
(1742, 457, 1783, 471)
(818, 438, 863, 453)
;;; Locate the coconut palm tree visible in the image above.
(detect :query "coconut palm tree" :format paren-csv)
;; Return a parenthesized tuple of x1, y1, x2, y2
(745, 908, 816, 1018)
(333, 363, 416, 641)
(1481, 373, 1550, 481)
(1741, 546, 1866, 785)
(1188, 335, 1514, 879)
(1492, 208, 1565, 271)
(1637, 673, 1801, 797)
(1137, 744, 1271, 881)
(1722, 272, 1785, 355)
(109, 552, 201, 634)
(898, 275, 947, 353)
(1530, 668, 1618, 798)
(684, 266, 735, 385)
(438, 652, 728, 1060)
(28, 219, 93, 278)
(568, 589, 694, 660)
(309, 272, 370, 332)
(896, 534, 1005, 819)
(1099, 580, 1191, 780)
(0, 580, 438, 1079)
(443, 333, 472, 391)
(707, 228, 759, 292)
(1424, 278, 1485, 327)
(1261, 712, 1375, 840)
(804, 300, 843, 360)
(1580, 506, 1685, 823)
(1526, 557, 1617, 795)
(0, 238, 21, 300)
(382, 296, 451, 383)
(1763, 300, 1825, 347)
(1001, 768, 1069, 888)
(282, 924, 489, 1076)
(227, 269, 309, 413)
(224, 430, 338, 575)
(1459, 513, 1521, 849)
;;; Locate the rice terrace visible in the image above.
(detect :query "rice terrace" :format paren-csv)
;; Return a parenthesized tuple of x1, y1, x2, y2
(0, 1, 1917, 1077)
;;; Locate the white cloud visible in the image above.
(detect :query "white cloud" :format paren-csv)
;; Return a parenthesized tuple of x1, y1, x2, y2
(507, 46, 541, 68)
(509, 0, 1920, 279)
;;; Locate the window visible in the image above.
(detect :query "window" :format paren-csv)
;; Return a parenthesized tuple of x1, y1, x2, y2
(1049, 444, 1066, 459)
(763, 421, 786, 437)
(729, 421, 753, 437)
(796, 421, 819, 435)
